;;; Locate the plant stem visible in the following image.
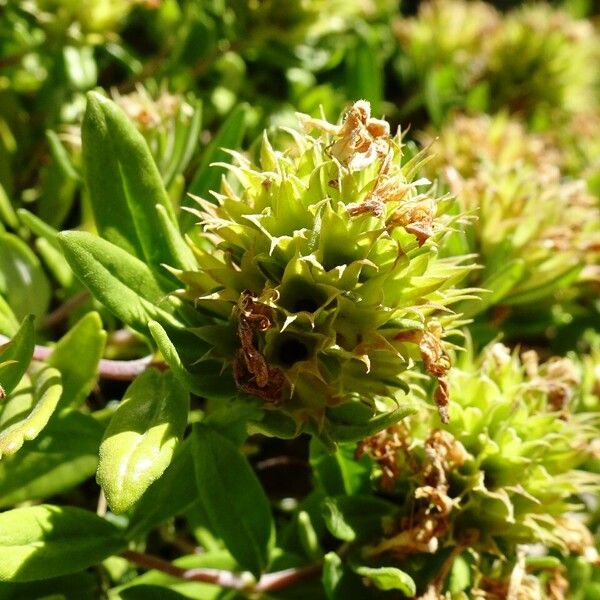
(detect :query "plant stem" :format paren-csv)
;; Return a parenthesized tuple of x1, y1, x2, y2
(41, 291, 90, 329)
(0, 334, 160, 381)
(121, 549, 322, 592)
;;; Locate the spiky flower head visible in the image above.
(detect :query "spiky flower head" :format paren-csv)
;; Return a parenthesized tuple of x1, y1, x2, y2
(549, 110, 600, 188)
(359, 342, 599, 596)
(394, 1, 599, 124)
(487, 4, 600, 122)
(393, 0, 501, 122)
(394, 0, 499, 71)
(420, 112, 600, 315)
(177, 101, 474, 437)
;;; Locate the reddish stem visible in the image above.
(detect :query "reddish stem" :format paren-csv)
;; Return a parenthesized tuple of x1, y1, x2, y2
(0, 334, 159, 381)
(121, 549, 322, 592)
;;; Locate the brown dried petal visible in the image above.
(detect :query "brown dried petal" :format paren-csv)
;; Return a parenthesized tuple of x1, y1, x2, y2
(233, 290, 285, 402)
(233, 351, 286, 403)
(389, 198, 436, 246)
(434, 377, 450, 424)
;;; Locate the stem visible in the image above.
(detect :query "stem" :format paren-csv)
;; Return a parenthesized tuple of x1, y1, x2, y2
(41, 291, 90, 329)
(121, 549, 322, 593)
(96, 490, 107, 517)
(255, 563, 322, 592)
(0, 334, 160, 381)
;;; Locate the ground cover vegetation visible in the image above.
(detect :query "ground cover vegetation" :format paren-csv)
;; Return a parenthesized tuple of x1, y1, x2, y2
(0, 0, 599, 598)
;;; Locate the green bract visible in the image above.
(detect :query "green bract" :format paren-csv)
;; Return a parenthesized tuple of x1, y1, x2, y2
(177, 101, 474, 433)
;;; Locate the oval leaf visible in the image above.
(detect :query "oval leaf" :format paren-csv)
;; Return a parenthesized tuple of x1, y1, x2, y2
(0, 366, 62, 459)
(83, 91, 177, 270)
(324, 405, 416, 443)
(354, 566, 416, 596)
(193, 425, 274, 576)
(0, 505, 125, 582)
(97, 369, 189, 514)
(0, 411, 102, 507)
(126, 438, 196, 539)
(0, 234, 51, 321)
(0, 315, 35, 398)
(59, 231, 182, 334)
(322, 496, 396, 542)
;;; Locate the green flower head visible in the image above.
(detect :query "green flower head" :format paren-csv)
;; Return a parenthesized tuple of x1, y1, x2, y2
(177, 101, 474, 436)
(359, 342, 599, 590)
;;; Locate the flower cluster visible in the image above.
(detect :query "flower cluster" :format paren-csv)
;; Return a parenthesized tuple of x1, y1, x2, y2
(395, 0, 600, 124)
(420, 112, 600, 316)
(358, 342, 600, 597)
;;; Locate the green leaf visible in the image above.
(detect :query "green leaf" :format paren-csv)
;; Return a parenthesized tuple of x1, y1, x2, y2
(0, 411, 102, 507)
(63, 46, 97, 90)
(448, 554, 471, 594)
(297, 511, 323, 560)
(45, 130, 81, 183)
(0, 571, 99, 600)
(322, 496, 395, 543)
(185, 103, 248, 228)
(322, 503, 355, 541)
(127, 437, 197, 538)
(460, 259, 525, 317)
(18, 205, 73, 289)
(35, 237, 75, 290)
(309, 439, 370, 497)
(322, 552, 343, 600)
(148, 320, 200, 391)
(114, 585, 191, 600)
(0, 314, 35, 397)
(0, 296, 19, 337)
(0, 505, 125, 582)
(345, 34, 382, 115)
(148, 320, 233, 399)
(155, 204, 197, 271)
(97, 369, 189, 514)
(0, 183, 18, 230)
(59, 231, 182, 334)
(248, 410, 298, 439)
(0, 233, 51, 321)
(82, 91, 180, 272)
(193, 425, 274, 576)
(47, 312, 106, 410)
(0, 366, 62, 459)
(162, 98, 203, 188)
(353, 566, 416, 595)
(504, 263, 583, 306)
(185, 501, 222, 552)
(17, 208, 62, 250)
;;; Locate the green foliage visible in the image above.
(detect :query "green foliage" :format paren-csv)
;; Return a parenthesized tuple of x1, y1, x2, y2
(193, 426, 275, 576)
(97, 369, 188, 514)
(0, 505, 125, 582)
